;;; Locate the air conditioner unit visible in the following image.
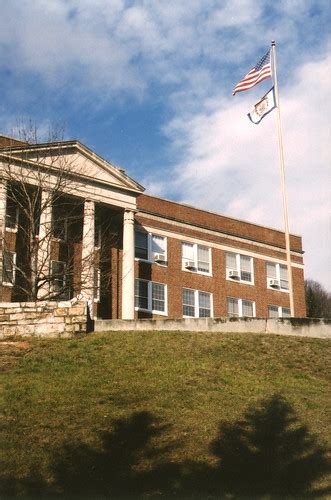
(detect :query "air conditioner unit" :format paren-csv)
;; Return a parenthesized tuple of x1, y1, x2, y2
(269, 279, 280, 288)
(229, 270, 240, 279)
(184, 260, 196, 269)
(154, 253, 166, 263)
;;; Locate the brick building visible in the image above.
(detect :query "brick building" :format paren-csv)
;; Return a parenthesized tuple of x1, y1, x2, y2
(0, 136, 306, 319)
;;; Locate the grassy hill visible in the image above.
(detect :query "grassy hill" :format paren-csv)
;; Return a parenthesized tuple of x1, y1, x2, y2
(1, 331, 330, 498)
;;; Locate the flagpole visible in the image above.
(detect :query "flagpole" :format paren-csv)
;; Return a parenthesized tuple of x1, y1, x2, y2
(271, 40, 295, 316)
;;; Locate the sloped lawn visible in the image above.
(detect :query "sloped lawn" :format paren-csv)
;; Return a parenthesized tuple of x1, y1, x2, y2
(1, 331, 330, 498)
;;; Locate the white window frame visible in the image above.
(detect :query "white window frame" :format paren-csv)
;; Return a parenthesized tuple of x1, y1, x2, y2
(182, 288, 213, 318)
(94, 268, 101, 302)
(2, 250, 16, 286)
(182, 242, 212, 276)
(268, 305, 291, 318)
(134, 231, 167, 265)
(227, 297, 256, 318)
(135, 279, 168, 316)
(5, 200, 19, 232)
(266, 262, 289, 292)
(225, 252, 254, 285)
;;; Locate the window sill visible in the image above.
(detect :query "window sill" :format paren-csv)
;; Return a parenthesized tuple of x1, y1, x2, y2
(135, 257, 167, 267)
(181, 268, 212, 277)
(2, 282, 14, 287)
(135, 307, 168, 316)
(267, 286, 289, 293)
(5, 227, 18, 233)
(183, 315, 213, 319)
(226, 277, 255, 286)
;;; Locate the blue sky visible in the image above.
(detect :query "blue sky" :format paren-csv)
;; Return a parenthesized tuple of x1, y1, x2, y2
(1, 0, 330, 290)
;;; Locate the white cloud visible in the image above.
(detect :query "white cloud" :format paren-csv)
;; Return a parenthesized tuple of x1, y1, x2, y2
(148, 53, 331, 290)
(2, 0, 326, 102)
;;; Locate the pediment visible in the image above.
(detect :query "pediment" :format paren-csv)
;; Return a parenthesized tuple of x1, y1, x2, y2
(61, 147, 144, 193)
(0, 140, 145, 194)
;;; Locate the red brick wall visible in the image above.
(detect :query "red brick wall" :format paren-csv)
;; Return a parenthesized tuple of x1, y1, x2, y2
(132, 194, 306, 319)
(137, 194, 303, 254)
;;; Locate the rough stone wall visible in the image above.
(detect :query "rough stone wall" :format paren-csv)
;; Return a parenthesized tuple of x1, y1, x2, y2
(0, 301, 87, 338)
(95, 317, 331, 339)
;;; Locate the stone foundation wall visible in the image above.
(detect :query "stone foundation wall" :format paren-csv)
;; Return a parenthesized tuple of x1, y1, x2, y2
(0, 301, 87, 338)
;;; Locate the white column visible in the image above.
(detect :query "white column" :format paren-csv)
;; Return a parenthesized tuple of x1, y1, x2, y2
(122, 209, 135, 319)
(81, 199, 95, 303)
(0, 180, 7, 284)
(37, 190, 53, 299)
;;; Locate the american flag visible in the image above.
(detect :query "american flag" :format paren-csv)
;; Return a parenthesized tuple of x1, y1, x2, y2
(232, 49, 272, 95)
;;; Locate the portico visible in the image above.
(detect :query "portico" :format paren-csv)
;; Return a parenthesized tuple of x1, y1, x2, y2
(0, 139, 145, 318)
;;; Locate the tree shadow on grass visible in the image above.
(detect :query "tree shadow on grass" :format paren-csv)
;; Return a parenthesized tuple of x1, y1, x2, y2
(2, 396, 330, 498)
(198, 394, 330, 498)
(2, 411, 181, 498)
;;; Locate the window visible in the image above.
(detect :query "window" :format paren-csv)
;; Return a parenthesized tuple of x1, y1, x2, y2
(225, 252, 254, 284)
(2, 250, 16, 285)
(182, 243, 211, 275)
(227, 297, 255, 318)
(51, 260, 67, 298)
(94, 268, 101, 302)
(182, 288, 212, 318)
(5, 199, 19, 230)
(266, 262, 289, 291)
(52, 202, 71, 241)
(94, 224, 102, 248)
(135, 279, 167, 315)
(268, 305, 291, 318)
(52, 216, 68, 241)
(135, 231, 167, 264)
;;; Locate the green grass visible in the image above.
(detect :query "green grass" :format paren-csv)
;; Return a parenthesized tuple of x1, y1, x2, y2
(1, 331, 330, 498)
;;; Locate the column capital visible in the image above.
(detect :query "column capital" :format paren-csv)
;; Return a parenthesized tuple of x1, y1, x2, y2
(123, 209, 135, 224)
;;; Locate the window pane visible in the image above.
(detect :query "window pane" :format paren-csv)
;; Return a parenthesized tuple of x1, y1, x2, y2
(268, 305, 279, 318)
(240, 255, 251, 272)
(226, 252, 237, 269)
(3, 251, 15, 283)
(182, 243, 194, 261)
(152, 235, 165, 254)
(198, 291, 211, 317)
(282, 307, 291, 318)
(52, 261, 65, 276)
(242, 300, 254, 317)
(240, 271, 252, 282)
(52, 219, 66, 240)
(197, 245, 210, 273)
(152, 282, 165, 312)
(227, 297, 239, 317)
(51, 261, 66, 293)
(279, 265, 289, 289)
(94, 269, 100, 300)
(5, 200, 18, 229)
(135, 279, 148, 309)
(266, 263, 277, 278)
(199, 291, 210, 308)
(135, 232, 148, 259)
(94, 225, 101, 247)
(182, 288, 195, 316)
(279, 265, 288, 280)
